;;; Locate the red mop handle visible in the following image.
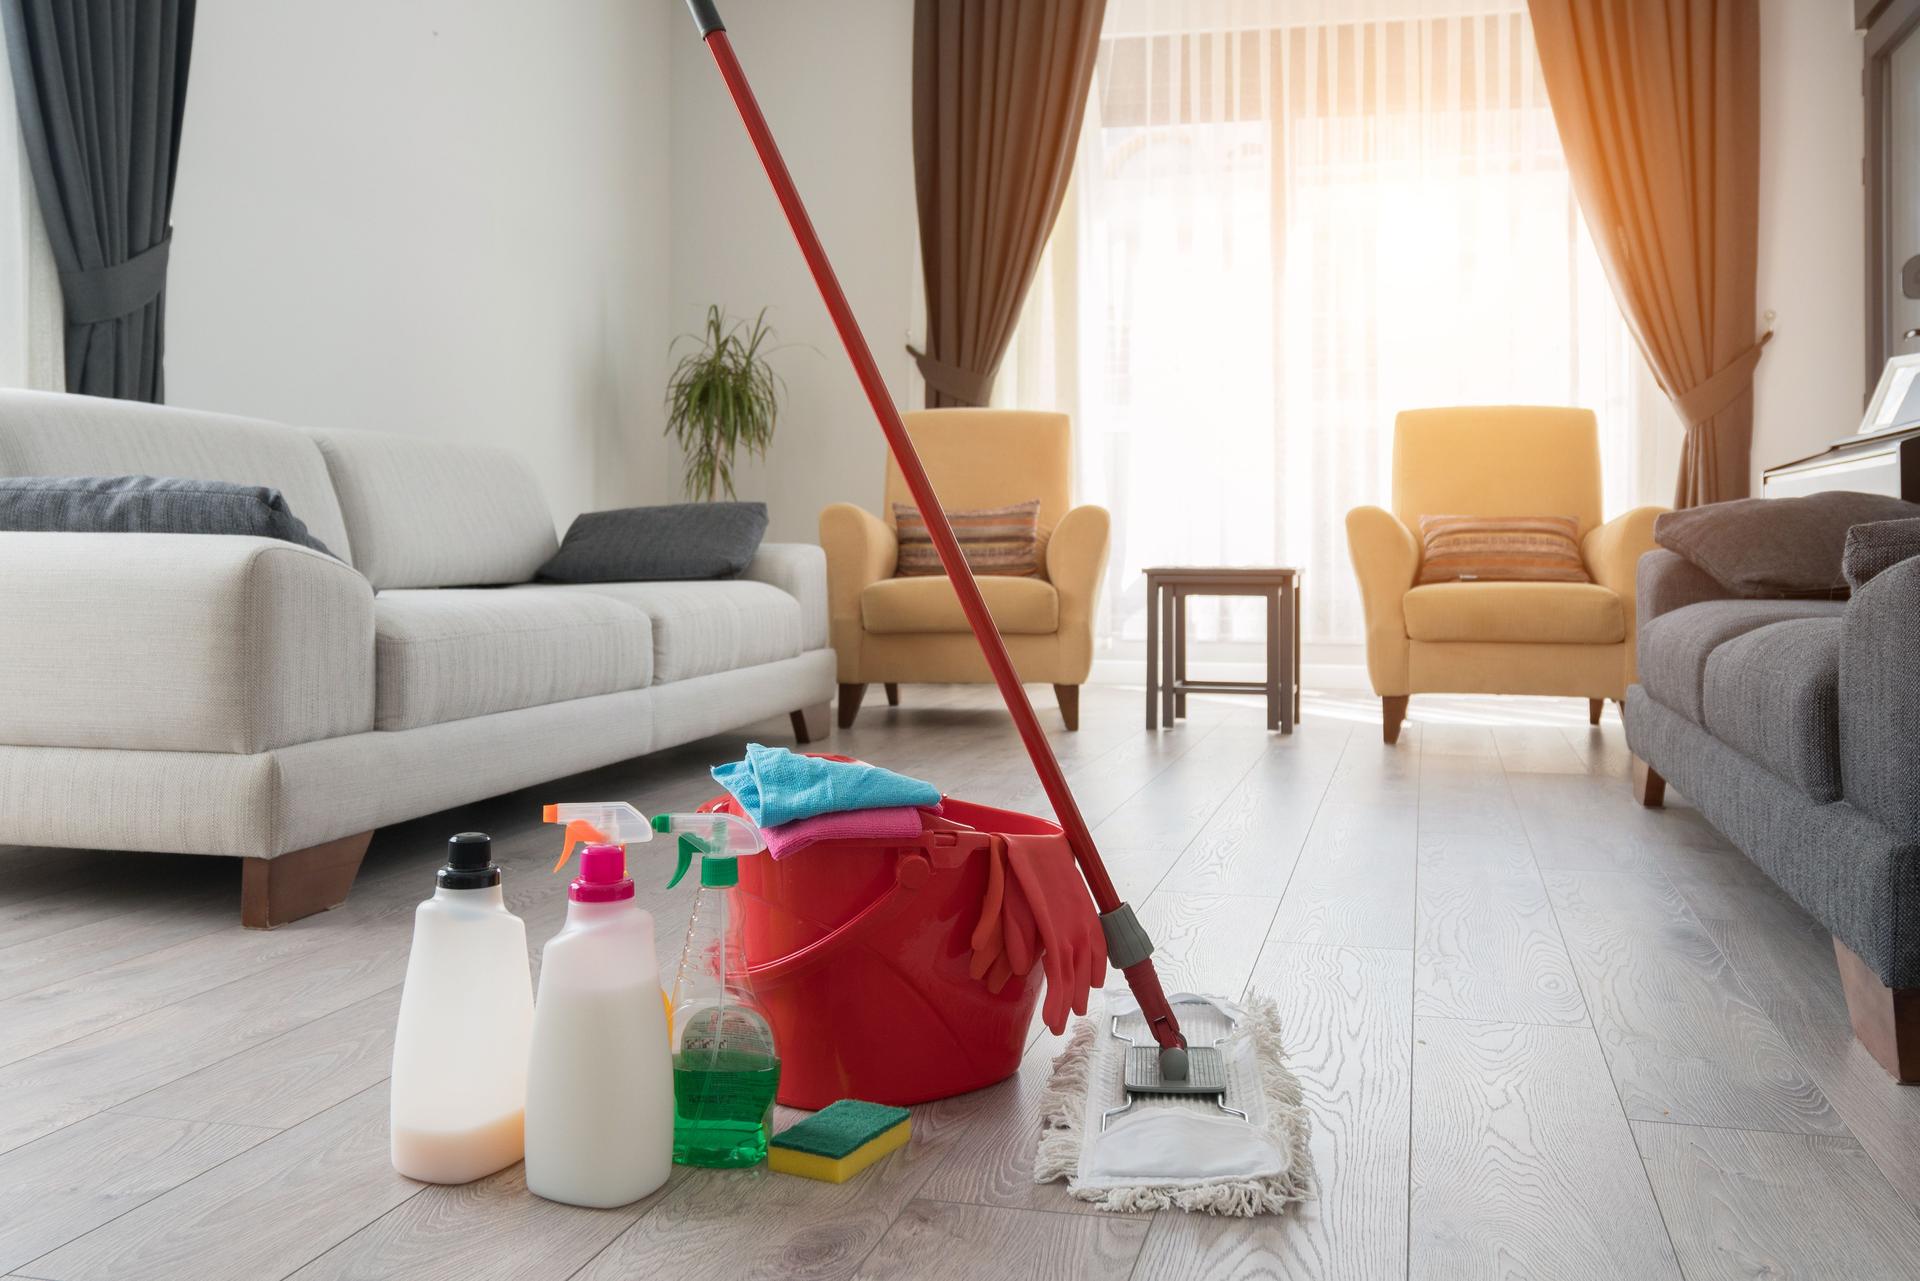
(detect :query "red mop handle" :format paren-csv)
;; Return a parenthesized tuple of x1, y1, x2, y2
(688, 4, 1184, 1054)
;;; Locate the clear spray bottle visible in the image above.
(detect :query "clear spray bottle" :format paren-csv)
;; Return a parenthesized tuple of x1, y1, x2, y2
(654, 811, 781, 1168)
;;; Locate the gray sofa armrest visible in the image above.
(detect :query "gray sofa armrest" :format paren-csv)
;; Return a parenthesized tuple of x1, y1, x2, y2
(0, 532, 375, 753)
(1844, 517, 1920, 591)
(742, 542, 828, 651)
(1841, 556, 1920, 837)
(1636, 548, 1735, 666)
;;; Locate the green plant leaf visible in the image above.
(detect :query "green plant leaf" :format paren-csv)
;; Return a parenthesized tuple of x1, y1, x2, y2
(663, 305, 784, 501)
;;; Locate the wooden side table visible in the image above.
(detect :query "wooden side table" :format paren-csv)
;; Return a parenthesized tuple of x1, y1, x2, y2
(1145, 566, 1300, 733)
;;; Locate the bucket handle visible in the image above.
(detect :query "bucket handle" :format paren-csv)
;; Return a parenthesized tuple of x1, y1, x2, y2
(744, 850, 933, 987)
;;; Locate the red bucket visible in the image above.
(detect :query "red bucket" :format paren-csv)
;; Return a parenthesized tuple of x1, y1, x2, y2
(700, 794, 1051, 1109)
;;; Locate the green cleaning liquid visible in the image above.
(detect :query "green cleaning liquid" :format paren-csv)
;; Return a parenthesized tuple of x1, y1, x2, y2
(672, 1048, 781, 1167)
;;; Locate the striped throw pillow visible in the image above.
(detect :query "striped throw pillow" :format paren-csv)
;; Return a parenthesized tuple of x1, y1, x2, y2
(893, 499, 1042, 577)
(1416, 515, 1590, 585)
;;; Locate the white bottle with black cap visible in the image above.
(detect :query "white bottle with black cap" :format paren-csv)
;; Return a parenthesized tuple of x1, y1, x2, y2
(390, 832, 535, 1184)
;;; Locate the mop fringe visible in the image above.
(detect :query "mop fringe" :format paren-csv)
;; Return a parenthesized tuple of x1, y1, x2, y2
(1033, 994, 1315, 1217)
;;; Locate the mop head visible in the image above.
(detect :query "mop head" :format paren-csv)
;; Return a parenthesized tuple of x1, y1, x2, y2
(1034, 991, 1314, 1216)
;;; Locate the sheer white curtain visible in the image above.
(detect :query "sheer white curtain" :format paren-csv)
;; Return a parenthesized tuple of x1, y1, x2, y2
(0, 38, 63, 390)
(999, 0, 1666, 670)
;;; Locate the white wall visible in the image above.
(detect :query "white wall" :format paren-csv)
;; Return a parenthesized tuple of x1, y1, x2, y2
(667, 0, 921, 543)
(166, 0, 674, 526)
(157, 0, 1855, 535)
(1752, 0, 1866, 490)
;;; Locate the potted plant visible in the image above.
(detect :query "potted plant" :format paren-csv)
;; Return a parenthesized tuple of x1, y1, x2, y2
(664, 305, 783, 501)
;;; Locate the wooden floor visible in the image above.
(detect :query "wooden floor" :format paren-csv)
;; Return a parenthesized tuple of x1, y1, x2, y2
(4, 685, 1920, 1280)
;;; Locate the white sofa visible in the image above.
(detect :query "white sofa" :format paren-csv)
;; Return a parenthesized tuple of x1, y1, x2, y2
(0, 390, 835, 926)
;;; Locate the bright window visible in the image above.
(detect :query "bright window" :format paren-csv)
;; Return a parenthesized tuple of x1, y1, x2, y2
(1000, 0, 1660, 665)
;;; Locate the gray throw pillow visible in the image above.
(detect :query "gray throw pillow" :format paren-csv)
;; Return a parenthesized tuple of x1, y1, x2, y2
(1654, 491, 1920, 598)
(1843, 517, 1920, 591)
(538, 501, 768, 582)
(0, 474, 336, 556)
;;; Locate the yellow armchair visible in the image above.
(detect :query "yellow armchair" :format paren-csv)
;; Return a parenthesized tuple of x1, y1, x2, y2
(820, 409, 1108, 730)
(1347, 406, 1666, 743)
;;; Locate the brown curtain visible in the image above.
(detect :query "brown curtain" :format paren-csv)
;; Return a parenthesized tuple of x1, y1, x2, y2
(1528, 0, 1765, 507)
(911, 0, 1106, 408)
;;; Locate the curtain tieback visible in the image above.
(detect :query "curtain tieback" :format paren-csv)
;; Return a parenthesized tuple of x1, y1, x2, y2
(60, 231, 172, 325)
(1674, 329, 1773, 429)
(907, 346, 993, 407)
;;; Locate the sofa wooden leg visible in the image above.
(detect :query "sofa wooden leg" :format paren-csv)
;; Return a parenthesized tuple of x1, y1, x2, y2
(1381, 695, 1409, 745)
(837, 683, 867, 729)
(1588, 698, 1604, 725)
(884, 682, 901, 707)
(241, 831, 371, 929)
(1054, 684, 1080, 731)
(1631, 755, 1666, 808)
(790, 702, 831, 744)
(1834, 937, 1920, 1083)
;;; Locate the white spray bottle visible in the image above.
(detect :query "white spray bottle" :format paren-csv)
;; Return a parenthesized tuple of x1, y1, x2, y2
(524, 803, 672, 1208)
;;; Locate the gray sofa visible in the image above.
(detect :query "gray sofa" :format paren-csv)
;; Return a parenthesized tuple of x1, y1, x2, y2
(0, 390, 836, 927)
(1627, 546, 1920, 1081)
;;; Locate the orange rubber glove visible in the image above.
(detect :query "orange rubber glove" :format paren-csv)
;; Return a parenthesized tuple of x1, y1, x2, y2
(1003, 832, 1107, 1033)
(969, 838, 1009, 983)
(971, 837, 1041, 995)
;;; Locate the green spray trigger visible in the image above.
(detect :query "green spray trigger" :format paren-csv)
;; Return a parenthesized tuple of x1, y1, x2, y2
(654, 811, 762, 888)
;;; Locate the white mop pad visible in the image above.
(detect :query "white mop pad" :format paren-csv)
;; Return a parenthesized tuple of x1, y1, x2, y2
(1034, 991, 1314, 1216)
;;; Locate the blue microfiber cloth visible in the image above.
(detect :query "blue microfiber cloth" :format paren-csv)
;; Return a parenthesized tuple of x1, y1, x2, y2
(712, 744, 941, 828)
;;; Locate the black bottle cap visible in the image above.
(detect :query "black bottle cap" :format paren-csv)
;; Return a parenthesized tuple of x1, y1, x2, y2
(438, 832, 501, 889)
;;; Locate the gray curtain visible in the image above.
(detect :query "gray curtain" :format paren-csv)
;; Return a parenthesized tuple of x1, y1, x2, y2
(2, 0, 197, 402)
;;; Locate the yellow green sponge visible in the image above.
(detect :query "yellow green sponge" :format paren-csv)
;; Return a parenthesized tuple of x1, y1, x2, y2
(767, 1100, 911, 1182)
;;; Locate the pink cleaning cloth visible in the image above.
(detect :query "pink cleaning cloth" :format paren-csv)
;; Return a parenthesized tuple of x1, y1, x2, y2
(762, 803, 940, 861)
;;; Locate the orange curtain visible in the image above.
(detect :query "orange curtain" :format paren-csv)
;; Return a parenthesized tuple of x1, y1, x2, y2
(910, 0, 1106, 408)
(1528, 0, 1765, 507)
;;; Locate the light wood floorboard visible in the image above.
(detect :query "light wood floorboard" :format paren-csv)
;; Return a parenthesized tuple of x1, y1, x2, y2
(1, 688, 1914, 1279)
(1544, 868, 1843, 1136)
(856, 1199, 1149, 1280)
(1408, 1016, 1679, 1281)
(1635, 1121, 1920, 1280)
(0, 1112, 272, 1275)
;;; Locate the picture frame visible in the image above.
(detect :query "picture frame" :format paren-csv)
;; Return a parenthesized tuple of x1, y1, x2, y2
(1859, 352, 1920, 436)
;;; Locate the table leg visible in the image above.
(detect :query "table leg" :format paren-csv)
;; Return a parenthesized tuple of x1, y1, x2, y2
(1265, 587, 1282, 732)
(1292, 578, 1302, 724)
(1145, 578, 1160, 731)
(1279, 581, 1296, 733)
(1161, 584, 1177, 728)
(1173, 588, 1188, 719)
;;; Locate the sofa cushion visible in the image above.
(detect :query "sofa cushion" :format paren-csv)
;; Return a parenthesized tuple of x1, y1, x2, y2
(308, 428, 558, 590)
(892, 498, 1044, 578)
(545, 580, 803, 684)
(374, 589, 651, 730)
(0, 475, 337, 556)
(1414, 514, 1590, 585)
(1403, 581, 1624, 644)
(0, 389, 353, 562)
(0, 533, 373, 753)
(1638, 599, 1846, 725)
(861, 574, 1059, 635)
(1703, 618, 1844, 801)
(1655, 491, 1920, 598)
(539, 502, 769, 582)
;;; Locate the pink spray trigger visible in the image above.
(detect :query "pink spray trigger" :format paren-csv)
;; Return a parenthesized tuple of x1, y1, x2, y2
(569, 843, 634, 903)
